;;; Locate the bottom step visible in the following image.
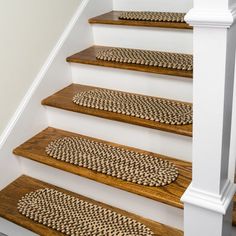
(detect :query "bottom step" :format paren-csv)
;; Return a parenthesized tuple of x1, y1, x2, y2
(0, 175, 183, 236)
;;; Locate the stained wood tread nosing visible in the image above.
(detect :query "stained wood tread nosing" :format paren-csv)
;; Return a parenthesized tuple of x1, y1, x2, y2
(0, 175, 184, 236)
(89, 11, 193, 30)
(66, 46, 193, 78)
(41, 84, 192, 137)
(13, 127, 192, 210)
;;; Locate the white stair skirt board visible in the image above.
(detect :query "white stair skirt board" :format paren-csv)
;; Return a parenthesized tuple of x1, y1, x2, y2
(92, 25, 193, 54)
(0, 0, 113, 190)
(71, 64, 193, 103)
(113, 0, 193, 13)
(0, 218, 37, 236)
(46, 107, 192, 162)
(20, 158, 184, 230)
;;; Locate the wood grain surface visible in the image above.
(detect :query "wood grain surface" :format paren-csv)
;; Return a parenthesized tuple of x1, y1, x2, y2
(13, 127, 192, 209)
(42, 84, 193, 137)
(66, 46, 193, 78)
(89, 11, 193, 30)
(0, 175, 184, 236)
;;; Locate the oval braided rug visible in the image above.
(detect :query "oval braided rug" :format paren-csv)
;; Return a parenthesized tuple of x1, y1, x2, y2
(96, 47, 193, 71)
(46, 136, 179, 187)
(18, 188, 154, 235)
(119, 11, 186, 23)
(73, 88, 192, 125)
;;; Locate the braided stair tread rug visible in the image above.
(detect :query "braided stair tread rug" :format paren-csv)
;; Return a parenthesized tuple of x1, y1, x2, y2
(119, 11, 186, 23)
(72, 88, 192, 126)
(45, 136, 179, 187)
(96, 47, 193, 71)
(18, 188, 154, 236)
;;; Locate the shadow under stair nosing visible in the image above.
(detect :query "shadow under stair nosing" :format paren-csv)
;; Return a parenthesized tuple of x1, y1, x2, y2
(0, 175, 184, 236)
(66, 46, 193, 78)
(41, 84, 193, 137)
(89, 11, 193, 30)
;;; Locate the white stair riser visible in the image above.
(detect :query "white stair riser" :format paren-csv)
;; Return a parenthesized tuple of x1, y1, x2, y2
(0, 218, 37, 236)
(46, 107, 192, 162)
(71, 64, 193, 103)
(20, 158, 184, 230)
(92, 25, 193, 54)
(113, 0, 193, 13)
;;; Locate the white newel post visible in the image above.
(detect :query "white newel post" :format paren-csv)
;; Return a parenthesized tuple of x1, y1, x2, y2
(181, 0, 236, 235)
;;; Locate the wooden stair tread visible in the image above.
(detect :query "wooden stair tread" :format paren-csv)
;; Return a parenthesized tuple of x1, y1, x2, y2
(41, 84, 192, 137)
(66, 46, 193, 78)
(13, 127, 192, 209)
(0, 175, 183, 236)
(89, 11, 192, 30)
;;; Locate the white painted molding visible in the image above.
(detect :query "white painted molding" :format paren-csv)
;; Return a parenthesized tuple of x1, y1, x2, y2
(0, 0, 113, 191)
(185, 4, 236, 28)
(228, 50, 236, 182)
(0, 0, 90, 150)
(181, 181, 236, 214)
(0, 0, 92, 191)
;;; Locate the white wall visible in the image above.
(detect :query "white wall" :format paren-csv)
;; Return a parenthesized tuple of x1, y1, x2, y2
(0, 0, 81, 135)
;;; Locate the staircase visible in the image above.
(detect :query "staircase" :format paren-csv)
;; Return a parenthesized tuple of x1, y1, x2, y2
(0, 0, 235, 235)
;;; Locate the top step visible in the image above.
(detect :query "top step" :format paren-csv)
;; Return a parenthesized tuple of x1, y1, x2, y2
(89, 11, 192, 30)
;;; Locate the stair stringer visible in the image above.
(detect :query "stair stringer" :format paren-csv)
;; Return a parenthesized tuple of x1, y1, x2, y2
(0, 0, 113, 191)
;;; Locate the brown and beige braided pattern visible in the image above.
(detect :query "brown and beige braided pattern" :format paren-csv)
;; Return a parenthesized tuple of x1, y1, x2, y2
(18, 188, 154, 236)
(73, 88, 192, 125)
(45, 136, 179, 187)
(119, 11, 186, 23)
(96, 47, 193, 71)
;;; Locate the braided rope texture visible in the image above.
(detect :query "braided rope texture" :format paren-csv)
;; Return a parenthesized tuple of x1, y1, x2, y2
(18, 188, 154, 235)
(73, 88, 192, 126)
(96, 47, 193, 71)
(46, 136, 179, 187)
(119, 11, 186, 23)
